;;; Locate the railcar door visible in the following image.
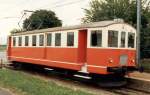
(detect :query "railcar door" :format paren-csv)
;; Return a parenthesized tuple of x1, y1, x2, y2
(7, 36, 12, 60)
(78, 29, 87, 64)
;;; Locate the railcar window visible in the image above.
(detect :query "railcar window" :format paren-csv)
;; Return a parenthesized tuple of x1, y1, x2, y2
(39, 34, 44, 46)
(67, 32, 74, 46)
(25, 36, 29, 46)
(13, 37, 16, 46)
(128, 32, 135, 48)
(120, 32, 126, 48)
(91, 30, 102, 47)
(32, 35, 37, 46)
(47, 33, 52, 46)
(108, 30, 118, 47)
(18, 37, 22, 46)
(55, 33, 61, 46)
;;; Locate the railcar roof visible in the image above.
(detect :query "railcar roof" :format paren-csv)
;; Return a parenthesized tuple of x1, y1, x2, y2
(11, 20, 133, 36)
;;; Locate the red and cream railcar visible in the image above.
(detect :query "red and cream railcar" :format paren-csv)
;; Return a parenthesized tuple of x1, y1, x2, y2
(7, 20, 137, 76)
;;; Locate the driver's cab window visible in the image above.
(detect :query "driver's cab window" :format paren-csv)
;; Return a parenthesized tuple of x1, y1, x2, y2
(128, 32, 135, 48)
(90, 30, 102, 47)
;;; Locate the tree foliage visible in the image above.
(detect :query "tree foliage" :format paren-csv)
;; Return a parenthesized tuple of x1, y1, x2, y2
(10, 28, 23, 34)
(83, 0, 150, 58)
(23, 10, 62, 31)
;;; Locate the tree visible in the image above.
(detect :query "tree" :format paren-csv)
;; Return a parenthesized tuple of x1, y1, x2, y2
(23, 10, 62, 31)
(83, 0, 149, 26)
(83, 0, 150, 58)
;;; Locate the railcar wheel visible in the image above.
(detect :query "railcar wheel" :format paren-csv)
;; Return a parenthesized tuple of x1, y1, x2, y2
(55, 69, 75, 78)
(11, 61, 22, 70)
(91, 74, 127, 87)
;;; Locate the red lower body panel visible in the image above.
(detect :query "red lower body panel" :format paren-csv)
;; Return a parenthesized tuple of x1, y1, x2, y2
(9, 56, 82, 70)
(87, 48, 136, 74)
(9, 47, 82, 71)
(8, 47, 136, 75)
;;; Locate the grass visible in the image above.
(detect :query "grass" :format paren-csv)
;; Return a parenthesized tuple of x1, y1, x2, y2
(0, 45, 7, 51)
(0, 69, 93, 95)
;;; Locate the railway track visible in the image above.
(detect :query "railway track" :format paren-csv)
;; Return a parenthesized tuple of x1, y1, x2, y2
(4, 65, 150, 95)
(106, 87, 150, 95)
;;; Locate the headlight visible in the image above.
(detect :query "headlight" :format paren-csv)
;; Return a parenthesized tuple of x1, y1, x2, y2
(131, 59, 135, 63)
(109, 58, 113, 63)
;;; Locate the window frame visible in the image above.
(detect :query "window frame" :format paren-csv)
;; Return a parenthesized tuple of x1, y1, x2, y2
(90, 30, 102, 47)
(67, 32, 74, 47)
(13, 37, 16, 47)
(18, 36, 22, 46)
(108, 30, 119, 48)
(39, 34, 44, 46)
(55, 33, 61, 46)
(120, 31, 126, 48)
(32, 35, 37, 46)
(46, 33, 52, 46)
(128, 32, 135, 48)
(25, 36, 29, 46)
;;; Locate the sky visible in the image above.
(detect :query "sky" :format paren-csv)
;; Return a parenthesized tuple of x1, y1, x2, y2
(0, 0, 90, 45)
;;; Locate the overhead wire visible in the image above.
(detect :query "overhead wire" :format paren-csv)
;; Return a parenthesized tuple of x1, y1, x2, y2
(37, 0, 66, 9)
(0, 0, 86, 29)
(0, 17, 20, 20)
(38, 0, 86, 9)
(22, 0, 86, 30)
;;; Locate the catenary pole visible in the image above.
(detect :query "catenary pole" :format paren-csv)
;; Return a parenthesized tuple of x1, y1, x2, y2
(137, 0, 141, 67)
